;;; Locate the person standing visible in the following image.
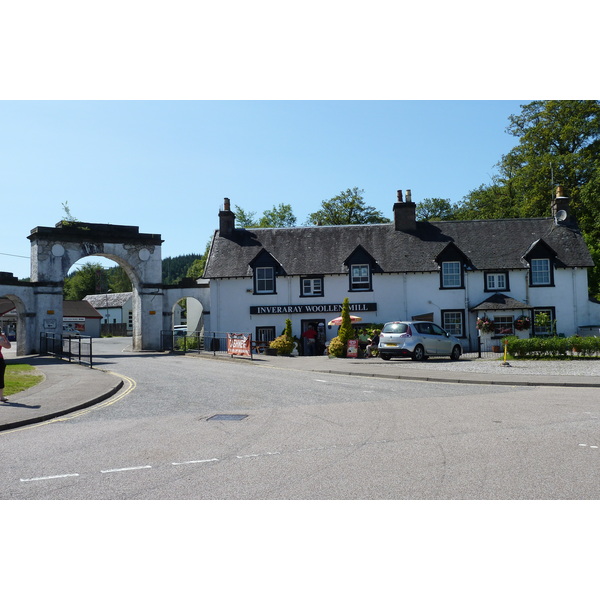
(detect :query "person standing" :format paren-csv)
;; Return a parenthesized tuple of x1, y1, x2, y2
(302, 324, 318, 356)
(0, 329, 11, 402)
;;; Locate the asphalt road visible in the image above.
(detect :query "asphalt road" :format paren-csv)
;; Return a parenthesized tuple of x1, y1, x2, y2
(2, 337, 600, 500)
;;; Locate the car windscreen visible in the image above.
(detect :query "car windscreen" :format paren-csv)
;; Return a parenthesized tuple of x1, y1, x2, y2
(382, 323, 409, 334)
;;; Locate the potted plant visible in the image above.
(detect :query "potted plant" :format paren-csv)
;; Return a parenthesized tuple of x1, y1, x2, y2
(514, 315, 531, 331)
(476, 316, 495, 334)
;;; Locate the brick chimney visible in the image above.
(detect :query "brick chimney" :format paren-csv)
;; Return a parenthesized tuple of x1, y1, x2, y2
(393, 189, 417, 232)
(219, 198, 236, 236)
(551, 186, 570, 222)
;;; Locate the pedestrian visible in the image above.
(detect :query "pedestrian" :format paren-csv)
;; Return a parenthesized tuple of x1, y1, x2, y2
(366, 329, 380, 357)
(302, 324, 318, 356)
(0, 328, 11, 402)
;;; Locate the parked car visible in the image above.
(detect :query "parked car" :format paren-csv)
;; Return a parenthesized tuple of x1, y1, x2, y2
(378, 321, 462, 361)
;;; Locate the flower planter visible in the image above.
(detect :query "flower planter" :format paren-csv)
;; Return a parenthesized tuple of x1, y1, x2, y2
(492, 345, 501, 353)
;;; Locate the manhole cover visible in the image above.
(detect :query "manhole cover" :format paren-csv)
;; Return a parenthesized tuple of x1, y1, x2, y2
(207, 414, 249, 421)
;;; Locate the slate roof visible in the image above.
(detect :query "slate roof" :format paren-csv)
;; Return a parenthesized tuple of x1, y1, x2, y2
(83, 292, 132, 309)
(470, 293, 532, 312)
(203, 217, 594, 278)
(63, 300, 103, 319)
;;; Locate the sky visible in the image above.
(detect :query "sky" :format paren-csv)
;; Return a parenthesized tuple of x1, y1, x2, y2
(2, 99, 527, 279)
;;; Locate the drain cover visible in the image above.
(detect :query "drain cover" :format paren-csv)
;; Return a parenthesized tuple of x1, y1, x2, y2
(207, 414, 249, 421)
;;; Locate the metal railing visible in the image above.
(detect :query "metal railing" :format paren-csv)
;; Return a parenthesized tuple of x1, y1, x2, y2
(40, 332, 93, 367)
(160, 331, 243, 356)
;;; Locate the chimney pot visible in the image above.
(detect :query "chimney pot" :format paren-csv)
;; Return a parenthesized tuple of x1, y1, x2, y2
(406, 189, 412, 203)
(223, 197, 231, 211)
(397, 190, 403, 203)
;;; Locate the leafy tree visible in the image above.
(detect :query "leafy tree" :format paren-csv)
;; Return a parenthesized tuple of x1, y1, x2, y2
(337, 297, 355, 349)
(305, 187, 389, 225)
(162, 254, 202, 284)
(64, 262, 108, 300)
(107, 265, 132, 293)
(256, 203, 297, 228)
(415, 198, 456, 221)
(186, 242, 211, 279)
(234, 203, 297, 228)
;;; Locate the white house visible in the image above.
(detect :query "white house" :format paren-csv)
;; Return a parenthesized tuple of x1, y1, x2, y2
(202, 189, 600, 353)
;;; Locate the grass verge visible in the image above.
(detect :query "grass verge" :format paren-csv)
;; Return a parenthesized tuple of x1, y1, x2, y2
(4, 364, 44, 395)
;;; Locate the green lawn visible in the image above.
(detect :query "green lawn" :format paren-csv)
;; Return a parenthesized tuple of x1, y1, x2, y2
(4, 364, 44, 396)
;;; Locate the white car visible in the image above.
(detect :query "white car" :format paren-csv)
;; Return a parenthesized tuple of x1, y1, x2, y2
(378, 321, 462, 361)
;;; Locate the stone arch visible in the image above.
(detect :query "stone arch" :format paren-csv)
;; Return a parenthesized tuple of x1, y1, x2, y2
(28, 222, 164, 351)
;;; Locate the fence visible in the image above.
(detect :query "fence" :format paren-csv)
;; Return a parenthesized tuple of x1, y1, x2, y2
(40, 333, 94, 367)
(160, 331, 249, 357)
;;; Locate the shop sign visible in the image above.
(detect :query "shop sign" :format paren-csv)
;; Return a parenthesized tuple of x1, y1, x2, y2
(346, 339, 359, 358)
(250, 303, 377, 315)
(227, 333, 252, 357)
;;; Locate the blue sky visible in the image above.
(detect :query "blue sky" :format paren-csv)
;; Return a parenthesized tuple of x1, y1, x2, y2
(2, 100, 526, 279)
(1, 2, 596, 281)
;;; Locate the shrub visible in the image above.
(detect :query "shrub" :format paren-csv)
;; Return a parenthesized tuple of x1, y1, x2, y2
(505, 335, 600, 358)
(328, 336, 345, 358)
(270, 318, 295, 355)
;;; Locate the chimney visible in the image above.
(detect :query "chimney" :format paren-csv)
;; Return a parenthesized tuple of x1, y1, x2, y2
(394, 188, 416, 232)
(551, 186, 570, 222)
(219, 197, 236, 236)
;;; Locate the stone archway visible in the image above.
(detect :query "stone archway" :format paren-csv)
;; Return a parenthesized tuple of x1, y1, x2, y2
(28, 221, 164, 351)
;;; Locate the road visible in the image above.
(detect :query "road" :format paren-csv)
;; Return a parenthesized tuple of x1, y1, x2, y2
(1, 337, 600, 500)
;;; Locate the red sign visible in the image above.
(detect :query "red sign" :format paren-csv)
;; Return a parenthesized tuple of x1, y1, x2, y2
(346, 338, 359, 358)
(227, 333, 252, 357)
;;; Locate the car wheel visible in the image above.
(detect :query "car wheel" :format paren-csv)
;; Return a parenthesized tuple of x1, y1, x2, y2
(380, 354, 391, 361)
(450, 345, 461, 361)
(411, 345, 426, 361)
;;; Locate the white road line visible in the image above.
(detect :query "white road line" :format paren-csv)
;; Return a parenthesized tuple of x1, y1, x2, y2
(20, 473, 79, 482)
(100, 465, 152, 473)
(172, 459, 219, 465)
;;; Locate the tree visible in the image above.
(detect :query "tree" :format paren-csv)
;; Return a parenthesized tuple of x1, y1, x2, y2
(64, 262, 108, 300)
(415, 198, 456, 221)
(186, 242, 211, 279)
(305, 187, 389, 225)
(234, 203, 297, 228)
(256, 203, 297, 228)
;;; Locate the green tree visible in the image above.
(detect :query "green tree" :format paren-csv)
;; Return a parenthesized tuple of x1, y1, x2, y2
(64, 262, 108, 300)
(107, 265, 132, 293)
(256, 203, 297, 228)
(305, 187, 389, 225)
(337, 297, 355, 349)
(186, 242, 211, 279)
(234, 203, 297, 228)
(415, 198, 456, 221)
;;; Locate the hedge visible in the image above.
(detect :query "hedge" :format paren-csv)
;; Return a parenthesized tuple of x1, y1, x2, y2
(504, 336, 600, 358)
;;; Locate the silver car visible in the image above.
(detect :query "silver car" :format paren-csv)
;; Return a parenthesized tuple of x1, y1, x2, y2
(378, 321, 462, 361)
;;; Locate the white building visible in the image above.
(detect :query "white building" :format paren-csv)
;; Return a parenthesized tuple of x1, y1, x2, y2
(202, 189, 600, 353)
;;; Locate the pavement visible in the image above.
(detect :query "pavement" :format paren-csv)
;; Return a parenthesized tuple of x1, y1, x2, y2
(3, 347, 600, 432)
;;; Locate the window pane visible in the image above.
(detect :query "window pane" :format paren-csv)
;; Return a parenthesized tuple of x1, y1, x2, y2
(531, 259, 550, 285)
(351, 264, 370, 289)
(256, 267, 274, 292)
(442, 262, 461, 287)
(493, 316, 514, 336)
(442, 312, 463, 336)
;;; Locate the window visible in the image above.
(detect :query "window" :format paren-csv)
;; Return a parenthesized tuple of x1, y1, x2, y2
(530, 258, 552, 286)
(533, 308, 554, 336)
(255, 266, 275, 294)
(441, 261, 462, 288)
(493, 315, 514, 336)
(256, 327, 276, 342)
(485, 272, 508, 291)
(350, 264, 371, 291)
(442, 310, 464, 337)
(301, 277, 323, 297)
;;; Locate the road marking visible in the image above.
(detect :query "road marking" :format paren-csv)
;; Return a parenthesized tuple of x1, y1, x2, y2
(100, 465, 152, 473)
(20, 473, 79, 482)
(172, 459, 219, 465)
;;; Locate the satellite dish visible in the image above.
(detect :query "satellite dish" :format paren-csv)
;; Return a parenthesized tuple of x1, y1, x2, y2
(555, 210, 568, 223)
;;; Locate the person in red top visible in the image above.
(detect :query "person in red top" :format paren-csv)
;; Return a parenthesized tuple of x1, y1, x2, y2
(302, 324, 318, 356)
(0, 329, 12, 402)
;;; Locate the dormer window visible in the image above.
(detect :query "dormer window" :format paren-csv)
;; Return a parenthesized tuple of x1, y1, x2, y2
(350, 264, 371, 291)
(530, 258, 552, 286)
(255, 266, 275, 294)
(441, 261, 462, 288)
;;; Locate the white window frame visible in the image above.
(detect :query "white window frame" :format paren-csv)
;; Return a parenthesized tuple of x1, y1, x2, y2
(255, 266, 275, 294)
(442, 261, 462, 288)
(442, 311, 464, 337)
(301, 277, 323, 297)
(350, 264, 371, 291)
(486, 273, 507, 291)
(530, 258, 551, 286)
(493, 315, 514, 336)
